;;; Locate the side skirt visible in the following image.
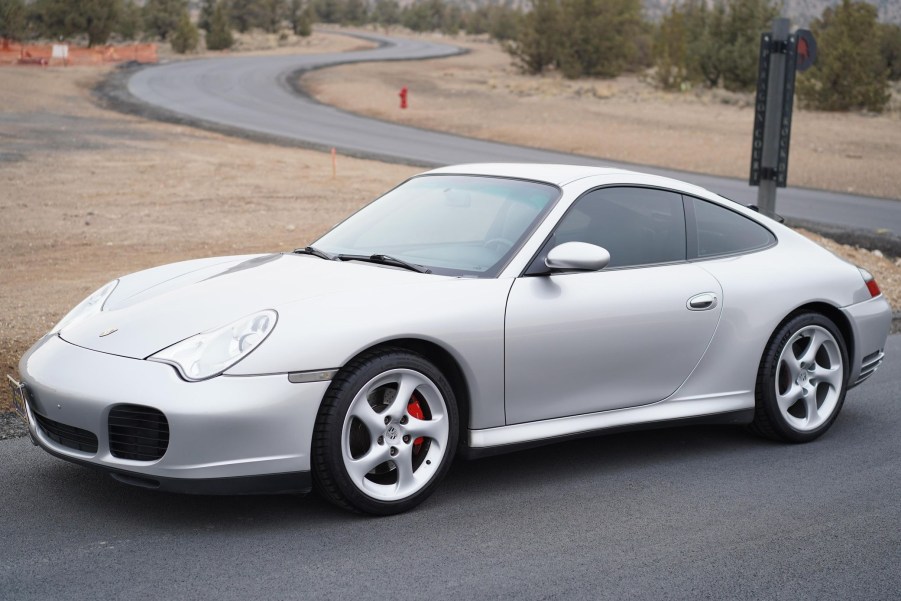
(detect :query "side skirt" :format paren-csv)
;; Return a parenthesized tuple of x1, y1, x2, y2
(462, 392, 754, 460)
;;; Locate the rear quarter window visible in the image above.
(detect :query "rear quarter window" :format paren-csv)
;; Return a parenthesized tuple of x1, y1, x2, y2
(691, 197, 775, 258)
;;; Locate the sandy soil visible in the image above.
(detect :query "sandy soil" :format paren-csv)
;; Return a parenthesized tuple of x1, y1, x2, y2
(0, 31, 897, 413)
(304, 31, 901, 201)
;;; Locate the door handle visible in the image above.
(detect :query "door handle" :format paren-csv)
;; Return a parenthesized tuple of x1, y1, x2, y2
(687, 292, 718, 311)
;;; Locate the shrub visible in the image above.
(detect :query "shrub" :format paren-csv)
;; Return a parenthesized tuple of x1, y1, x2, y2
(170, 11, 199, 53)
(797, 0, 890, 112)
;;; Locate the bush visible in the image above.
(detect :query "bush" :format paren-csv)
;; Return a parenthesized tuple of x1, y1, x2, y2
(880, 22, 901, 81)
(170, 11, 198, 53)
(797, 0, 890, 112)
(653, 0, 777, 92)
(116, 0, 143, 40)
(0, 0, 27, 41)
(144, 0, 186, 40)
(507, 0, 645, 79)
(505, 0, 562, 74)
(205, 1, 233, 50)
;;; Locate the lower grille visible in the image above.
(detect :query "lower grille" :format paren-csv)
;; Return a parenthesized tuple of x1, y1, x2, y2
(108, 405, 170, 462)
(33, 412, 99, 454)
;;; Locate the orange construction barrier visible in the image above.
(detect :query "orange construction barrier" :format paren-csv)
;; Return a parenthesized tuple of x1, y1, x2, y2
(0, 40, 158, 66)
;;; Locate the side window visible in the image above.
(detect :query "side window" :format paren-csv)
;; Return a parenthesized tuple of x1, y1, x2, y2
(549, 187, 686, 268)
(691, 197, 775, 258)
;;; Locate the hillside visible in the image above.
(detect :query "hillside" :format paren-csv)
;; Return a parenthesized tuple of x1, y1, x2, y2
(643, 0, 900, 26)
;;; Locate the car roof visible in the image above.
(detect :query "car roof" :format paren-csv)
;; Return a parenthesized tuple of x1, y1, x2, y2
(423, 163, 639, 187)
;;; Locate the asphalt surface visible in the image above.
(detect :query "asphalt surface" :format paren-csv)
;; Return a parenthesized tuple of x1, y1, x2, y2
(123, 32, 901, 237)
(1, 335, 898, 600)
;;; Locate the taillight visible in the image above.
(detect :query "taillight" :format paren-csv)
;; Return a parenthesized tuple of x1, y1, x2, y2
(859, 268, 881, 298)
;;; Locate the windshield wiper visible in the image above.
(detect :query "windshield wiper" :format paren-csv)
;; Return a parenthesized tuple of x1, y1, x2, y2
(336, 253, 431, 274)
(292, 246, 335, 261)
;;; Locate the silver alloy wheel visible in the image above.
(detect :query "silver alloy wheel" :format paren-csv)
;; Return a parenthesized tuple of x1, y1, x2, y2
(775, 325, 844, 432)
(340, 368, 450, 501)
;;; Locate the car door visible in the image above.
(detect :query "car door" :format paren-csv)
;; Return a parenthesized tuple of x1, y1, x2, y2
(504, 187, 723, 425)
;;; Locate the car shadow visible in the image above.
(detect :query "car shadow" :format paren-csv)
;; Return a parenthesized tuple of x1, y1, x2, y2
(17, 422, 782, 529)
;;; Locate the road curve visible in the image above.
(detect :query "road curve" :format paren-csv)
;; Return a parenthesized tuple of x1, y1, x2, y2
(127, 32, 901, 236)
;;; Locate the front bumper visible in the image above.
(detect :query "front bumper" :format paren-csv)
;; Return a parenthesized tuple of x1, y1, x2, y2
(17, 335, 328, 494)
(841, 295, 892, 388)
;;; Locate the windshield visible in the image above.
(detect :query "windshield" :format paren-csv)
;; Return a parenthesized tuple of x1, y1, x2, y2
(312, 175, 561, 277)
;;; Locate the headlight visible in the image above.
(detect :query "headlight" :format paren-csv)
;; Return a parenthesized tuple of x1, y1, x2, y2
(149, 310, 277, 381)
(51, 280, 119, 335)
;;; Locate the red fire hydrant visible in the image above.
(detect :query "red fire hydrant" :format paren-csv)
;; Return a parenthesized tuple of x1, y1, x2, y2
(399, 86, 408, 110)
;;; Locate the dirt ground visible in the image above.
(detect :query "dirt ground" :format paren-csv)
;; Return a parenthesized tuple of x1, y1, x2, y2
(305, 31, 901, 201)
(0, 34, 417, 411)
(0, 30, 897, 412)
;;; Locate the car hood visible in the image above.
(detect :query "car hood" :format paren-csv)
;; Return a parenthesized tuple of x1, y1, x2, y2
(60, 253, 445, 359)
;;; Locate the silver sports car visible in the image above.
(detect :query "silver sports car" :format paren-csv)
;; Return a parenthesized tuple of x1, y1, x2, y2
(10, 164, 891, 515)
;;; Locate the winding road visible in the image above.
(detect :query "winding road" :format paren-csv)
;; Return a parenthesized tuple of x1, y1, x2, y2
(125, 32, 901, 236)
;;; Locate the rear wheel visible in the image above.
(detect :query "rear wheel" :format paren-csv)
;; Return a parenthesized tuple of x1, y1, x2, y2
(750, 313, 848, 442)
(312, 348, 458, 515)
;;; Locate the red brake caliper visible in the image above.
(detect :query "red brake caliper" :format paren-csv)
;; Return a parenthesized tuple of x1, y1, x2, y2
(407, 394, 426, 453)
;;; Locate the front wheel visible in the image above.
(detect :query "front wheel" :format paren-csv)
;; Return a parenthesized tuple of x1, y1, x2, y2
(312, 348, 458, 515)
(750, 313, 849, 443)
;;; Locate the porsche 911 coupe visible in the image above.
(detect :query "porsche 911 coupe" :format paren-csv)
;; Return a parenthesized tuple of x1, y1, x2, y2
(9, 164, 891, 514)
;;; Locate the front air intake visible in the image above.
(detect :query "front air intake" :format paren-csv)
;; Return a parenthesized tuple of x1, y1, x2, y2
(108, 405, 170, 461)
(34, 412, 99, 454)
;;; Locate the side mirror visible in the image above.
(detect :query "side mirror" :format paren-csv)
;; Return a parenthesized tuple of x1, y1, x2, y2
(545, 242, 610, 272)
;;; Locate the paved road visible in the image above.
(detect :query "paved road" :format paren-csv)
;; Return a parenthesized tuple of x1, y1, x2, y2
(1, 335, 898, 600)
(125, 32, 901, 237)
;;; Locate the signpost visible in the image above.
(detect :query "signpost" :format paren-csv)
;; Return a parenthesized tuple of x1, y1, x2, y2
(749, 19, 817, 217)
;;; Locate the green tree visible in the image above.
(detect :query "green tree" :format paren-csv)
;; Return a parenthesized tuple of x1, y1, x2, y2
(198, 0, 216, 32)
(487, 6, 520, 42)
(507, 0, 645, 78)
(289, 0, 314, 35)
(116, 0, 143, 40)
(80, 0, 119, 46)
(654, 4, 688, 89)
(556, 0, 644, 78)
(343, 0, 367, 25)
(169, 10, 198, 52)
(717, 0, 778, 91)
(879, 22, 901, 81)
(402, 0, 447, 32)
(0, 0, 27, 41)
(312, 0, 341, 24)
(505, 0, 562, 74)
(255, 0, 285, 33)
(206, 1, 233, 50)
(652, 0, 776, 91)
(372, 0, 400, 27)
(797, 0, 890, 112)
(144, 0, 187, 40)
(29, 0, 119, 46)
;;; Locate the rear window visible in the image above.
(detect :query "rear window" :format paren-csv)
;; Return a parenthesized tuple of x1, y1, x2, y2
(692, 197, 775, 258)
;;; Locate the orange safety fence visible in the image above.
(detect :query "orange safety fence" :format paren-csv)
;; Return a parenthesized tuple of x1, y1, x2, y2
(0, 40, 158, 66)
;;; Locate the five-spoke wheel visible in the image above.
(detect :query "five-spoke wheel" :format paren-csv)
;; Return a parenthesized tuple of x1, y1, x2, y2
(751, 313, 848, 442)
(313, 349, 458, 514)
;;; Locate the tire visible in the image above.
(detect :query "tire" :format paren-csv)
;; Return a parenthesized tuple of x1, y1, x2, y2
(312, 347, 459, 515)
(750, 312, 849, 443)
